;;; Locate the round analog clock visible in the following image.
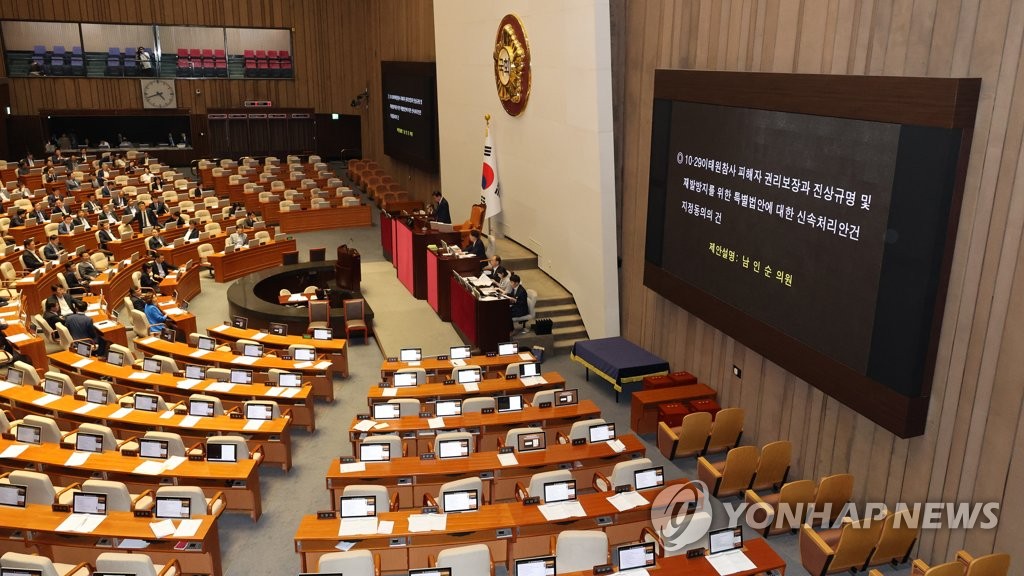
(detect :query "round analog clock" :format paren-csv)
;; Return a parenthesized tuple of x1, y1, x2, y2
(493, 14, 531, 116)
(140, 79, 177, 109)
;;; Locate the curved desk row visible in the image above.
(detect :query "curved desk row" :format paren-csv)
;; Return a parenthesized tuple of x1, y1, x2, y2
(365, 372, 565, 407)
(207, 323, 348, 378)
(380, 351, 536, 382)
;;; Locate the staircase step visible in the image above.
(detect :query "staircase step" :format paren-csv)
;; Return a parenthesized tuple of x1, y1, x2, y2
(536, 296, 575, 308)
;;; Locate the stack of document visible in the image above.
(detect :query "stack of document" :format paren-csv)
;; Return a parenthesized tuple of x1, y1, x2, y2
(520, 376, 547, 387)
(706, 550, 757, 575)
(56, 513, 106, 533)
(407, 513, 447, 532)
(338, 517, 379, 536)
(353, 419, 376, 432)
(339, 462, 366, 474)
(537, 500, 587, 521)
(497, 452, 519, 467)
(606, 491, 649, 512)
(606, 439, 627, 453)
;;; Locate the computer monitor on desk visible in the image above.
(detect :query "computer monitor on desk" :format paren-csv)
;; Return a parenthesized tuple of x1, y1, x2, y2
(437, 438, 470, 459)
(634, 466, 665, 491)
(75, 432, 104, 453)
(312, 327, 332, 340)
(435, 399, 462, 417)
(359, 443, 391, 462)
(73, 492, 107, 515)
(496, 394, 523, 413)
(409, 569, 452, 576)
(185, 364, 206, 380)
(456, 367, 481, 384)
(517, 431, 546, 452)
(278, 372, 301, 387)
(393, 372, 418, 388)
(155, 496, 191, 519)
(230, 369, 253, 384)
(617, 542, 657, 571)
(196, 336, 216, 351)
(442, 489, 479, 513)
(339, 495, 376, 518)
(588, 422, 616, 443)
(372, 403, 401, 420)
(242, 343, 263, 358)
(15, 424, 41, 445)
(554, 389, 578, 407)
(0, 484, 27, 508)
(450, 345, 471, 360)
(142, 357, 162, 374)
(207, 442, 237, 463)
(515, 556, 556, 576)
(399, 348, 421, 362)
(189, 399, 215, 417)
(542, 480, 576, 503)
(269, 322, 288, 336)
(497, 342, 518, 355)
(293, 347, 315, 361)
(708, 525, 744, 555)
(106, 349, 125, 366)
(520, 362, 541, 378)
(139, 438, 169, 460)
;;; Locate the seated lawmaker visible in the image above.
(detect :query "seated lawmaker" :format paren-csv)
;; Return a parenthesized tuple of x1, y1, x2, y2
(65, 299, 107, 355)
(466, 229, 487, 260)
(142, 292, 170, 334)
(42, 235, 65, 261)
(21, 239, 44, 272)
(508, 274, 529, 318)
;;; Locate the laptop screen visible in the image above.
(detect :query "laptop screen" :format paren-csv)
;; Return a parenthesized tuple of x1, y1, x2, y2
(76, 432, 105, 453)
(72, 492, 107, 515)
(139, 438, 169, 459)
(206, 442, 237, 463)
(293, 347, 315, 361)
(278, 372, 301, 387)
(708, 526, 744, 555)
(15, 424, 41, 445)
(142, 357, 161, 374)
(434, 399, 462, 417)
(408, 569, 452, 576)
(155, 496, 192, 519)
(135, 392, 159, 412)
(437, 438, 469, 459)
(242, 343, 263, 358)
(542, 480, 576, 503)
(312, 328, 332, 340)
(339, 495, 376, 518)
(517, 431, 546, 452)
(106, 350, 125, 366)
(617, 542, 657, 570)
(497, 342, 518, 355)
(196, 336, 216, 351)
(372, 403, 401, 420)
(520, 362, 540, 377)
(496, 395, 523, 413)
(4, 368, 22, 385)
(160, 328, 176, 343)
(399, 348, 421, 362)
(634, 467, 665, 491)
(554, 389, 578, 407)
(0, 484, 27, 508)
(229, 369, 253, 384)
(185, 364, 206, 380)
(189, 399, 215, 417)
(442, 489, 479, 513)
(588, 423, 616, 443)
(515, 556, 556, 576)
(456, 368, 481, 384)
(231, 316, 248, 329)
(245, 403, 273, 420)
(359, 443, 391, 462)
(393, 372, 418, 387)
(85, 387, 108, 405)
(1, 569, 43, 576)
(73, 341, 93, 357)
(42, 377, 64, 396)
(450, 346, 471, 360)
(269, 322, 288, 336)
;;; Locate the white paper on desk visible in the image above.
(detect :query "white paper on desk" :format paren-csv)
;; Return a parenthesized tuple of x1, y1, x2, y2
(72, 403, 98, 415)
(706, 550, 757, 575)
(315, 361, 332, 370)
(232, 356, 258, 365)
(293, 361, 313, 369)
(84, 311, 100, 317)
(32, 393, 61, 406)
(335, 540, 356, 551)
(243, 419, 263, 431)
(207, 382, 235, 393)
(250, 331, 267, 340)
(211, 324, 229, 332)
(0, 381, 14, 391)
(5, 333, 30, 343)
(338, 516, 378, 536)
(0, 444, 29, 459)
(264, 387, 283, 397)
(94, 320, 117, 329)
(117, 538, 151, 549)
(339, 462, 366, 474)
(538, 500, 587, 521)
(288, 294, 307, 302)
(160, 410, 176, 419)
(407, 513, 447, 532)
(615, 569, 652, 576)
(353, 419, 376, 432)
(188, 349, 210, 358)
(87, 303, 101, 311)
(377, 520, 394, 535)
(450, 359, 466, 367)
(281, 387, 300, 398)
(65, 451, 91, 467)
(58, 513, 106, 533)
(164, 456, 186, 471)
(110, 407, 134, 419)
(133, 460, 166, 475)
(129, 371, 151, 380)
(381, 388, 398, 397)
(607, 491, 649, 512)
(518, 352, 533, 361)
(140, 337, 158, 344)
(164, 307, 185, 315)
(606, 439, 627, 453)
(179, 415, 201, 428)
(372, 422, 389, 430)
(150, 519, 177, 538)
(497, 452, 519, 467)
(406, 360, 421, 367)
(520, 376, 546, 387)
(88, 280, 103, 286)
(427, 417, 445, 429)
(176, 379, 201, 389)
(173, 518, 203, 538)
(462, 382, 479, 393)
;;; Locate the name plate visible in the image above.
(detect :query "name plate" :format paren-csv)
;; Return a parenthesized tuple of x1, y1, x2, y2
(420, 452, 435, 461)
(593, 565, 614, 575)
(572, 438, 587, 446)
(133, 509, 153, 518)
(538, 402, 552, 408)
(340, 456, 356, 464)
(443, 379, 455, 385)
(436, 355, 448, 361)
(498, 446, 514, 454)
(229, 412, 243, 419)
(522, 496, 540, 506)
(316, 510, 337, 520)
(481, 407, 495, 414)
(505, 374, 517, 380)
(421, 506, 439, 514)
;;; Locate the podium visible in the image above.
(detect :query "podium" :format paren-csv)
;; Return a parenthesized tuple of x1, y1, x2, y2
(450, 273, 511, 353)
(427, 248, 481, 321)
(334, 244, 361, 291)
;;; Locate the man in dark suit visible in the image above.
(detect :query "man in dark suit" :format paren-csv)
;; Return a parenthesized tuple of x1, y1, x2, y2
(466, 229, 487, 259)
(80, 194, 101, 214)
(508, 274, 529, 319)
(42, 235, 64, 261)
(72, 209, 92, 231)
(45, 284, 81, 319)
(100, 204, 119, 225)
(147, 228, 167, 252)
(77, 252, 100, 281)
(431, 191, 451, 224)
(128, 286, 146, 312)
(21, 239, 43, 272)
(96, 221, 116, 252)
(64, 300, 106, 355)
(150, 253, 170, 280)
(183, 219, 202, 242)
(134, 201, 158, 232)
(49, 199, 70, 220)
(42, 300, 63, 330)
(56, 214, 75, 235)
(9, 209, 26, 228)
(30, 203, 48, 224)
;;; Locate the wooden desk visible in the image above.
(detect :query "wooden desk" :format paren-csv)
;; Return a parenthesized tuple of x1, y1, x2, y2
(559, 538, 785, 576)
(133, 335, 336, 402)
(159, 263, 203, 302)
(327, 434, 647, 507)
(412, 227, 461, 300)
(0, 504, 222, 576)
(366, 372, 564, 407)
(450, 275, 512, 353)
(206, 324, 348, 378)
(297, 478, 685, 574)
(277, 204, 372, 233)
(48, 350, 316, 432)
(630, 384, 718, 435)
(155, 233, 228, 268)
(0, 437, 262, 521)
(380, 352, 536, 382)
(209, 239, 297, 283)
(0, 306, 47, 373)
(349, 400, 602, 455)
(0, 381, 293, 471)
(426, 249, 484, 321)
(86, 256, 145, 309)
(13, 256, 84, 316)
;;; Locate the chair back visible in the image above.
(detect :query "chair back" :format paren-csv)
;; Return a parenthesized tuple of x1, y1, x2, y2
(813, 473, 855, 525)
(77, 422, 118, 451)
(82, 380, 118, 405)
(868, 508, 919, 566)
(0, 552, 62, 576)
(244, 400, 281, 420)
(716, 445, 759, 496)
(188, 393, 224, 416)
(527, 470, 573, 502)
(705, 407, 744, 454)
(772, 479, 817, 533)
(964, 553, 1011, 576)
(130, 308, 149, 334)
(3, 470, 56, 505)
(14, 361, 39, 386)
(504, 427, 545, 449)
(361, 434, 404, 458)
(95, 552, 159, 576)
(462, 397, 495, 413)
(342, 485, 390, 514)
(436, 544, 492, 575)
(42, 371, 76, 395)
(610, 457, 656, 491)
(530, 388, 563, 407)
(644, 510, 713, 557)
(82, 479, 133, 512)
(343, 298, 365, 320)
(751, 440, 792, 491)
(17, 415, 63, 444)
(317, 550, 375, 574)
(676, 411, 714, 457)
(568, 418, 608, 442)
(434, 431, 475, 456)
(207, 435, 252, 460)
(155, 485, 207, 516)
(830, 518, 884, 572)
(308, 299, 330, 324)
(394, 367, 426, 385)
(145, 431, 185, 457)
(438, 477, 483, 512)
(109, 343, 137, 364)
(386, 398, 420, 416)
(555, 530, 609, 573)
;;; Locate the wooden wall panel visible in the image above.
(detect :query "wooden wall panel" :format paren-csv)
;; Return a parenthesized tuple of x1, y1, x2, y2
(616, 0, 1024, 567)
(0, 0, 440, 199)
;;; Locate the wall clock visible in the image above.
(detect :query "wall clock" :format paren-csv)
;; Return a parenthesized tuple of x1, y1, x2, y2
(141, 79, 177, 109)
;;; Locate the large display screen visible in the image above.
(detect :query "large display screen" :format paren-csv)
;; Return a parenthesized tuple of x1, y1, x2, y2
(645, 71, 980, 437)
(381, 60, 439, 172)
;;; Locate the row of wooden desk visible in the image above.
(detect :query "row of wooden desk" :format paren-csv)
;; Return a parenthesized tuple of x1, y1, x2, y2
(209, 238, 297, 283)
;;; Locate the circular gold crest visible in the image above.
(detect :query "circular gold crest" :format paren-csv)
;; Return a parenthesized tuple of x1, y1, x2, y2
(493, 14, 531, 116)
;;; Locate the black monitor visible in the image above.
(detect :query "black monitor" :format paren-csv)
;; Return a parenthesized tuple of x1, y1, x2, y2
(42, 377, 64, 396)
(554, 389, 579, 407)
(206, 442, 237, 463)
(0, 569, 43, 576)
(231, 316, 248, 329)
(372, 403, 401, 420)
(0, 484, 27, 508)
(160, 327, 176, 342)
(634, 466, 666, 491)
(588, 422, 616, 443)
(184, 364, 206, 380)
(339, 495, 376, 518)
(72, 492, 107, 515)
(245, 403, 274, 421)
(134, 392, 160, 412)
(293, 347, 315, 361)
(139, 438, 169, 460)
(514, 556, 556, 576)
(196, 336, 217, 351)
(437, 438, 469, 459)
(229, 369, 253, 384)
(312, 327, 333, 340)
(449, 345, 471, 360)
(15, 424, 41, 445)
(154, 496, 191, 519)
(456, 367, 482, 384)
(189, 399, 216, 417)
(268, 322, 288, 336)
(399, 348, 421, 362)
(358, 443, 391, 462)
(75, 432, 105, 453)
(617, 542, 657, 570)
(142, 357, 162, 374)
(393, 372, 418, 388)
(441, 489, 479, 513)
(106, 349, 125, 366)
(242, 343, 263, 358)
(277, 372, 301, 387)
(542, 480, 577, 504)
(496, 394, 523, 413)
(84, 386, 108, 405)
(73, 341, 93, 357)
(708, 526, 744, 555)
(497, 342, 518, 355)
(516, 431, 546, 452)
(434, 399, 462, 417)
(519, 362, 541, 378)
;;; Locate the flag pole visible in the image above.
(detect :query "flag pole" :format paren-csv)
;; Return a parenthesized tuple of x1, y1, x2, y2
(484, 114, 494, 248)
